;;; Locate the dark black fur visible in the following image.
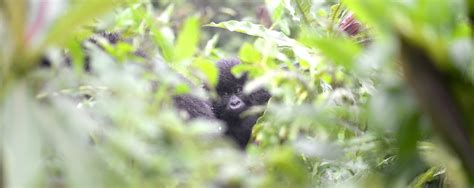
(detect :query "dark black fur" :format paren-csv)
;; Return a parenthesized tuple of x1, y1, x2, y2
(212, 59, 271, 148)
(174, 95, 215, 120)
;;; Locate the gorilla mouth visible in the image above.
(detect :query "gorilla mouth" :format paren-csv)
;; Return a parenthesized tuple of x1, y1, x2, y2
(227, 95, 246, 113)
(226, 105, 246, 114)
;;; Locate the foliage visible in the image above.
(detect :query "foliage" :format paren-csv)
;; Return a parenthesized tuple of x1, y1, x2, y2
(0, 0, 472, 187)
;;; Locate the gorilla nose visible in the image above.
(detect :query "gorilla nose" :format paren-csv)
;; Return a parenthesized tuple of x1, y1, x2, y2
(229, 95, 244, 110)
(230, 100, 241, 106)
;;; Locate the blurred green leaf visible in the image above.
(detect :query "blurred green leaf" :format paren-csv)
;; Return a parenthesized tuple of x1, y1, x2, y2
(2, 83, 43, 188)
(193, 58, 219, 87)
(239, 43, 262, 63)
(342, 0, 393, 32)
(262, 147, 310, 188)
(174, 16, 201, 62)
(409, 167, 442, 188)
(291, 0, 313, 25)
(270, 0, 285, 23)
(40, 0, 118, 50)
(66, 39, 86, 74)
(152, 27, 175, 62)
(157, 4, 175, 23)
(206, 20, 316, 65)
(204, 34, 219, 57)
(299, 32, 362, 69)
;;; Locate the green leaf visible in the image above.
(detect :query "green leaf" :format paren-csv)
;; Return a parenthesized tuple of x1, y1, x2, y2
(299, 29, 361, 68)
(315, 38, 361, 68)
(193, 58, 219, 87)
(66, 39, 86, 74)
(342, 0, 393, 32)
(174, 16, 201, 62)
(204, 34, 219, 57)
(291, 0, 313, 25)
(157, 4, 175, 23)
(409, 167, 441, 188)
(175, 83, 191, 94)
(239, 43, 261, 63)
(40, 0, 118, 50)
(105, 42, 135, 62)
(151, 27, 175, 62)
(206, 20, 316, 66)
(270, 0, 285, 22)
(263, 147, 310, 187)
(279, 20, 291, 35)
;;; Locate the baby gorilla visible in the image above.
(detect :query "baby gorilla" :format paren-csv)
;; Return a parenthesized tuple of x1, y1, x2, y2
(212, 59, 271, 148)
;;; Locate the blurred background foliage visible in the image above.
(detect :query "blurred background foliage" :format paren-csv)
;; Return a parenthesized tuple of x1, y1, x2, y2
(0, 0, 473, 187)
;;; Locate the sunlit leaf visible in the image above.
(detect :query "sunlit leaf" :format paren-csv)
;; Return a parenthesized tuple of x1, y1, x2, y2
(151, 27, 175, 62)
(193, 58, 219, 87)
(299, 31, 362, 68)
(204, 34, 219, 57)
(174, 16, 201, 62)
(239, 43, 261, 63)
(40, 0, 118, 50)
(206, 20, 318, 65)
(290, 0, 313, 25)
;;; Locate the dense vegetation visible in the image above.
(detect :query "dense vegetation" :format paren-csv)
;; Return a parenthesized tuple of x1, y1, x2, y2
(1, 0, 473, 187)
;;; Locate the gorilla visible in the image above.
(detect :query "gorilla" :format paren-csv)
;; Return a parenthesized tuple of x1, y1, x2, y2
(40, 33, 270, 148)
(212, 59, 271, 148)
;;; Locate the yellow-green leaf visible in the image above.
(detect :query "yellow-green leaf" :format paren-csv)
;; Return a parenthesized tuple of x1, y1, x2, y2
(239, 43, 261, 63)
(193, 58, 218, 87)
(174, 16, 201, 62)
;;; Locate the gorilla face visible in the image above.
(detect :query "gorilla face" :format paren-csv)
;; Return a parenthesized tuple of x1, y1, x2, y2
(215, 85, 248, 119)
(213, 59, 250, 119)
